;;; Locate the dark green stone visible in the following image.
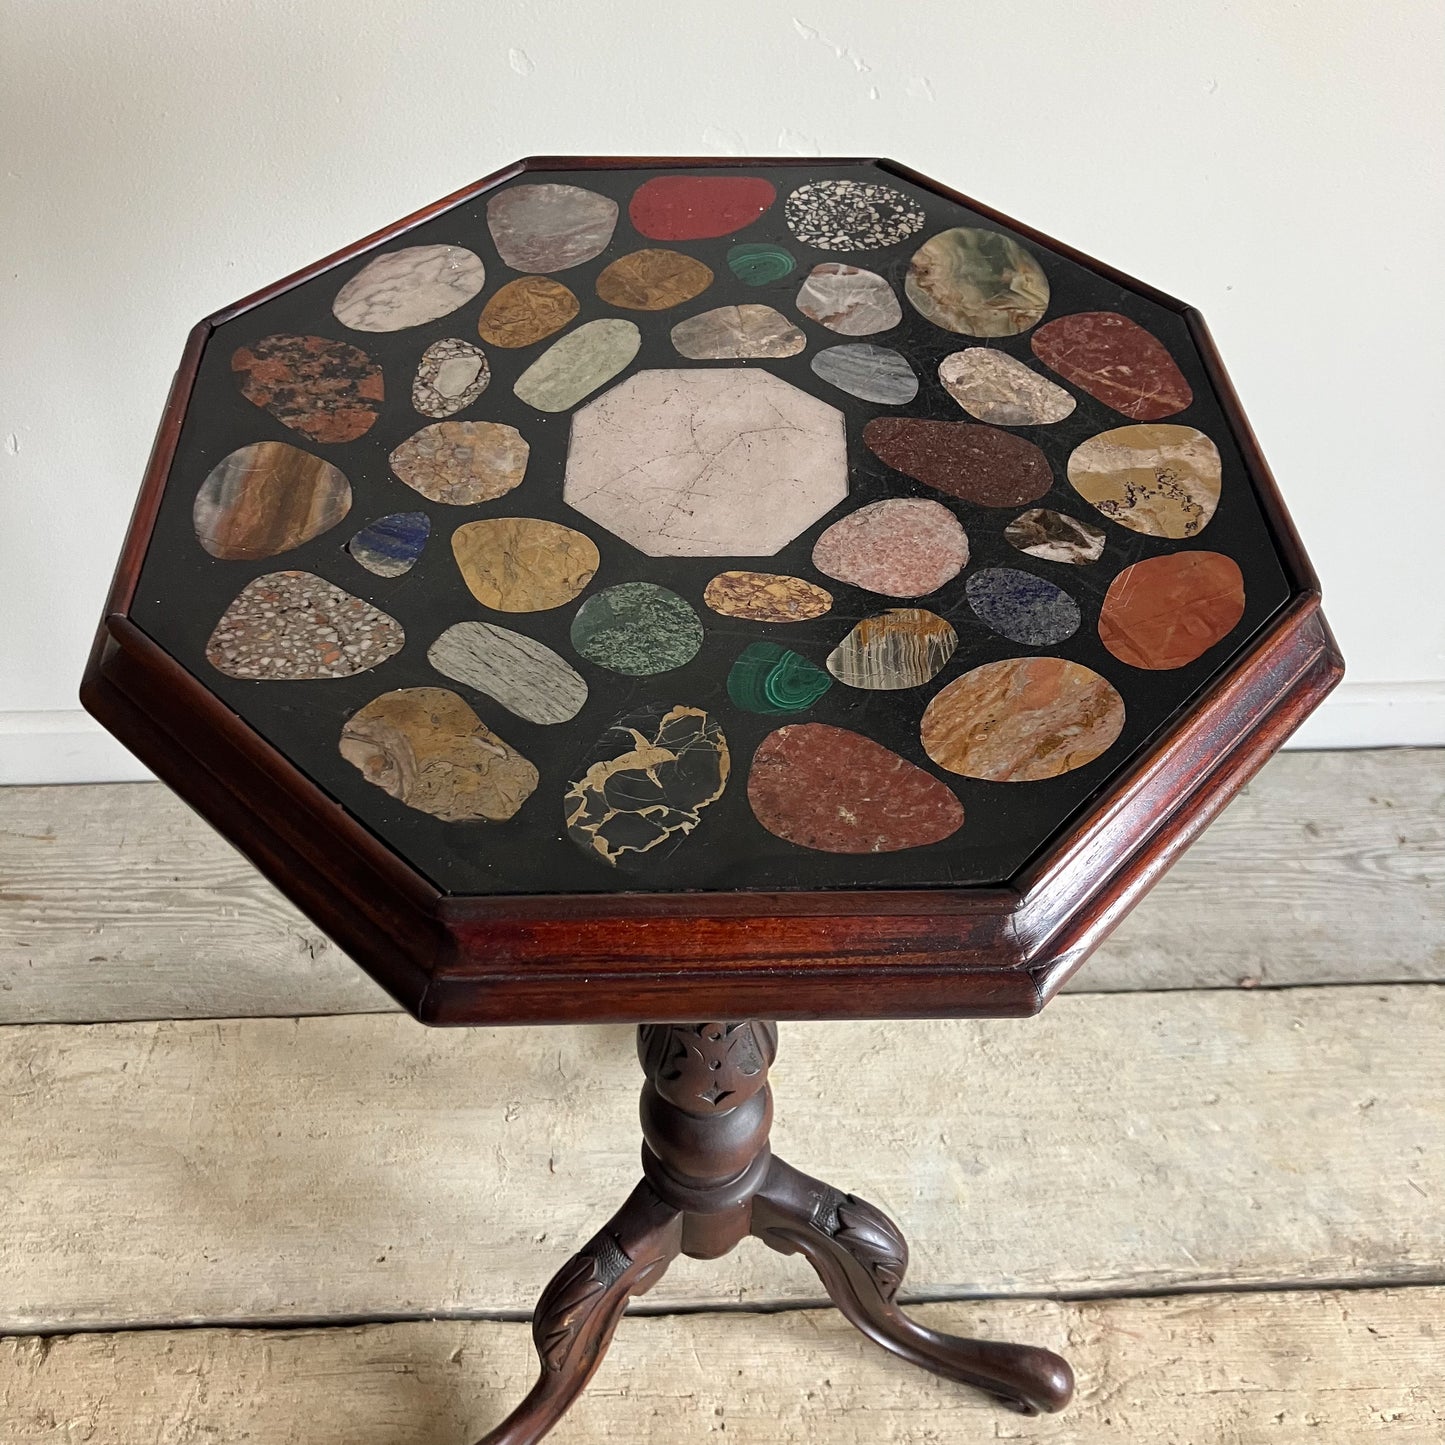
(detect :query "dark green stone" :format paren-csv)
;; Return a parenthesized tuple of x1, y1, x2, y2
(726, 641, 832, 715)
(570, 582, 703, 677)
(726, 242, 796, 287)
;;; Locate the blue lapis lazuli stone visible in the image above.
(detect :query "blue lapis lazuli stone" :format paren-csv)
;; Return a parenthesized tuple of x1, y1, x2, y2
(347, 511, 431, 578)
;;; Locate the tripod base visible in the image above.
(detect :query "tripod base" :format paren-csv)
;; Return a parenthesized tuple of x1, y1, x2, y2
(476, 1023, 1073, 1445)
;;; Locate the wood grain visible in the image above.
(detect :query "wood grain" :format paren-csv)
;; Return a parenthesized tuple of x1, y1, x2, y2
(2, 986, 1441, 1332)
(3, 1288, 1440, 1442)
(3, 749, 1441, 1023)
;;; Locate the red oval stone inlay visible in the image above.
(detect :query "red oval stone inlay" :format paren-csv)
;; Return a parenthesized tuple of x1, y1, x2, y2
(629, 175, 777, 241)
(747, 723, 964, 854)
(1098, 550, 1245, 669)
(1031, 311, 1192, 421)
(863, 417, 1053, 507)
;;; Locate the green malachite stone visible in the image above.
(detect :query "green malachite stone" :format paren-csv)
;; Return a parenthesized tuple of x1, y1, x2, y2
(570, 582, 703, 677)
(726, 642, 832, 716)
(726, 242, 796, 287)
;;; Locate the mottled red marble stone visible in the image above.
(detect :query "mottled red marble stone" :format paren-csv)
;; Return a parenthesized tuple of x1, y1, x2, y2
(747, 723, 964, 854)
(1030, 312, 1193, 421)
(863, 417, 1052, 507)
(1099, 550, 1245, 669)
(628, 175, 776, 240)
(232, 334, 383, 444)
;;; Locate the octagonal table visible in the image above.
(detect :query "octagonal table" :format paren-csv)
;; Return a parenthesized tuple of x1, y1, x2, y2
(82, 156, 1341, 1441)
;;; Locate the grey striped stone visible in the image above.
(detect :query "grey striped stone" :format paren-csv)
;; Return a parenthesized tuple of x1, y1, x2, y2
(426, 622, 588, 726)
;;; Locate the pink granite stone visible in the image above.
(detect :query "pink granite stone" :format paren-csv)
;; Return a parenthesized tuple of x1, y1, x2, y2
(811, 498, 969, 598)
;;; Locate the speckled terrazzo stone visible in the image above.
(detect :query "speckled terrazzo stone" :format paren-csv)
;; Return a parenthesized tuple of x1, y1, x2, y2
(411, 338, 489, 418)
(784, 180, 926, 252)
(629, 175, 776, 240)
(569, 583, 703, 676)
(512, 319, 641, 413)
(825, 609, 957, 690)
(340, 686, 537, 822)
(452, 518, 600, 613)
(1032, 311, 1193, 420)
(1099, 551, 1246, 670)
(565, 704, 729, 866)
(812, 498, 969, 598)
(938, 348, 1075, 426)
(476, 276, 580, 348)
(1067, 424, 1222, 539)
(966, 567, 1081, 645)
(669, 305, 805, 359)
(346, 511, 430, 578)
(193, 441, 351, 561)
(595, 249, 714, 311)
(205, 571, 403, 680)
(863, 417, 1053, 508)
(727, 242, 796, 286)
(794, 263, 902, 336)
(332, 245, 486, 332)
(809, 344, 919, 405)
(905, 227, 1050, 338)
(747, 723, 963, 854)
(231, 334, 383, 444)
(727, 642, 832, 715)
(427, 621, 587, 725)
(702, 571, 833, 623)
(1004, 508, 1106, 565)
(485, 183, 619, 273)
(921, 657, 1125, 782)
(389, 420, 529, 506)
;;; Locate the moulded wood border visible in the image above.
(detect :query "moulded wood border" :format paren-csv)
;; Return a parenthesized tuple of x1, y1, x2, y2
(80, 155, 1343, 1026)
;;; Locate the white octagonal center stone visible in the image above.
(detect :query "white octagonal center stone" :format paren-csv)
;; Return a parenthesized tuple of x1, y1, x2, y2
(564, 368, 848, 557)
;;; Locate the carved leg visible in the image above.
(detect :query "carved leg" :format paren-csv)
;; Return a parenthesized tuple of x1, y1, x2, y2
(474, 1180, 683, 1445)
(751, 1156, 1074, 1415)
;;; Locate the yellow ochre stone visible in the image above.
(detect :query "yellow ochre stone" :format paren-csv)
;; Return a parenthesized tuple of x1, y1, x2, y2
(451, 517, 600, 612)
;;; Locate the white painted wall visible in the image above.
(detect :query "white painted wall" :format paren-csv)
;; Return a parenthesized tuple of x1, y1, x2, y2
(3, 0, 1442, 781)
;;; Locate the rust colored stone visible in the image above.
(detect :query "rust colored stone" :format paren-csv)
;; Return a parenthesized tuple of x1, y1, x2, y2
(477, 276, 580, 348)
(863, 417, 1052, 507)
(231, 333, 382, 444)
(747, 723, 964, 854)
(1031, 311, 1193, 421)
(595, 249, 714, 311)
(1098, 550, 1246, 670)
(628, 175, 776, 240)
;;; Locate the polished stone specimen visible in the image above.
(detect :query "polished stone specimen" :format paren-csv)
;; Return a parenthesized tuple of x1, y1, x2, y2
(485, 183, 618, 273)
(427, 620, 587, 725)
(748, 723, 963, 854)
(193, 441, 351, 560)
(727, 242, 796, 286)
(670, 304, 805, 359)
(565, 369, 847, 556)
(863, 417, 1052, 507)
(727, 641, 832, 715)
(452, 518, 600, 612)
(921, 658, 1125, 781)
(702, 571, 833, 623)
(476, 276, 580, 348)
(966, 567, 1081, 645)
(938, 348, 1075, 426)
(231, 334, 383, 443)
(411, 338, 490, 418)
(595, 249, 714, 311)
(569, 582, 703, 676)
(812, 498, 968, 597)
(389, 420, 529, 505)
(346, 511, 430, 577)
(340, 687, 537, 822)
(794, 263, 901, 335)
(1004, 508, 1106, 565)
(1098, 551, 1246, 670)
(205, 571, 403, 680)
(513, 319, 641, 412)
(629, 175, 776, 240)
(1031, 312, 1193, 420)
(905, 228, 1050, 338)
(1067, 424, 1222, 539)
(565, 704, 729, 866)
(783, 180, 926, 252)
(332, 245, 485, 331)
(825, 608, 957, 690)
(810, 344, 919, 405)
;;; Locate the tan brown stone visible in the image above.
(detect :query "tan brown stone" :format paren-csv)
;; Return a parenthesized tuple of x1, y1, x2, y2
(476, 276, 580, 348)
(451, 518, 600, 613)
(1068, 424, 1222, 539)
(389, 421, 529, 506)
(595, 249, 713, 311)
(702, 571, 833, 623)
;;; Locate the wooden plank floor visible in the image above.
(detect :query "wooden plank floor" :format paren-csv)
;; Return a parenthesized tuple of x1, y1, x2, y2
(2, 748, 1443, 1441)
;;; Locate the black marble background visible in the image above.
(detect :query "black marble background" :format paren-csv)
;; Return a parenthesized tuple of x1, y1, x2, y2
(131, 162, 1295, 897)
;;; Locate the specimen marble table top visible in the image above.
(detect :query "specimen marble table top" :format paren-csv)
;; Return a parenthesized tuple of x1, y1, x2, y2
(132, 161, 1295, 898)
